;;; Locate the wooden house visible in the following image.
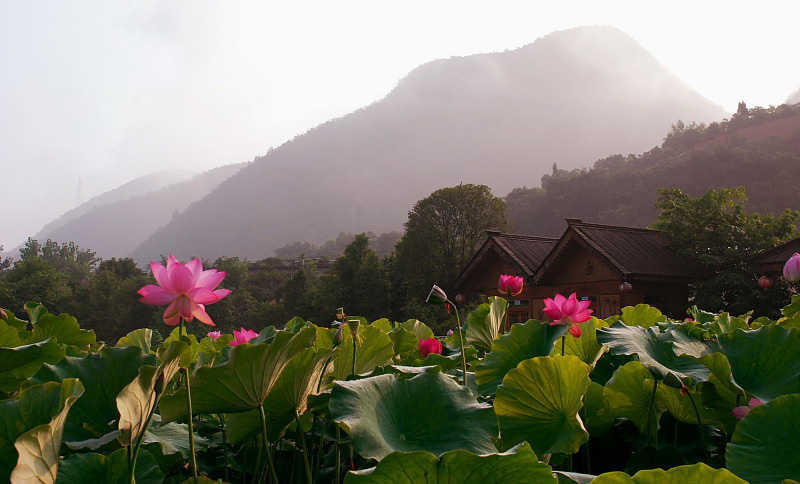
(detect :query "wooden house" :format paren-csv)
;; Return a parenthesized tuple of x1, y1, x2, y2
(748, 237, 800, 276)
(453, 219, 708, 324)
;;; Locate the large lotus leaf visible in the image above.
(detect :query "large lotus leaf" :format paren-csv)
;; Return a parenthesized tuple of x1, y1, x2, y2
(603, 361, 665, 438)
(495, 355, 591, 455)
(345, 442, 556, 484)
(399, 319, 434, 341)
(561, 317, 609, 366)
(331, 324, 394, 381)
(116, 340, 189, 445)
(465, 296, 508, 352)
(591, 462, 747, 483)
(620, 305, 666, 328)
(726, 393, 800, 484)
(401, 346, 479, 374)
(370, 318, 394, 332)
(584, 381, 614, 436)
(115, 328, 153, 353)
(2, 308, 28, 332)
(10, 379, 84, 484)
(55, 447, 162, 484)
(657, 384, 721, 428)
(226, 346, 335, 443)
(31, 311, 95, 348)
(475, 319, 568, 396)
(27, 346, 154, 438)
(143, 421, 209, 458)
(0, 339, 65, 393)
(597, 322, 710, 387)
(0, 319, 23, 347)
(330, 372, 497, 460)
(160, 327, 316, 421)
(711, 313, 750, 335)
(0, 380, 81, 483)
(388, 328, 421, 357)
(715, 325, 800, 401)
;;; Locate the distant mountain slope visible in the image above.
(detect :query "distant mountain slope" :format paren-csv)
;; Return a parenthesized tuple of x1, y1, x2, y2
(787, 88, 800, 105)
(506, 104, 800, 237)
(38, 164, 244, 259)
(131, 26, 727, 263)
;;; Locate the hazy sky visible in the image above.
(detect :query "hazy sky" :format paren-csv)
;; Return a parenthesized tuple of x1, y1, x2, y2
(2, 1, 799, 250)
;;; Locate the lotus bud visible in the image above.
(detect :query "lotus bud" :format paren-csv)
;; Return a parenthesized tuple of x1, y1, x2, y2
(0, 308, 7, 321)
(784, 253, 800, 283)
(333, 326, 344, 346)
(347, 319, 360, 335)
(498, 274, 524, 296)
(336, 307, 345, 320)
(426, 285, 449, 305)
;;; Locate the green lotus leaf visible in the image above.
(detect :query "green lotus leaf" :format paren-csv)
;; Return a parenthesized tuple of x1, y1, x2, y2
(143, 421, 209, 458)
(345, 442, 556, 484)
(591, 462, 747, 483)
(0, 379, 82, 483)
(115, 328, 153, 353)
(687, 306, 718, 324)
(557, 471, 596, 483)
(160, 327, 316, 421)
(10, 379, 83, 484)
(402, 347, 478, 374)
(476, 319, 568, 396)
(0, 319, 23, 347)
(711, 313, 750, 335)
(465, 296, 508, 352)
(561, 317, 609, 366)
(597, 322, 710, 387)
(55, 447, 163, 484)
(584, 381, 614, 436)
(331, 324, 394, 381)
(399, 319, 434, 341)
(603, 361, 665, 438)
(226, 346, 335, 443)
(0, 339, 65, 393)
(2, 308, 28, 332)
(27, 346, 155, 438)
(330, 372, 497, 460)
(116, 340, 189, 445)
(715, 326, 800, 401)
(495, 355, 591, 455)
(620, 305, 666, 328)
(26, 304, 95, 347)
(657, 384, 721, 427)
(781, 294, 800, 319)
(388, 328, 420, 357)
(370, 318, 394, 332)
(726, 393, 800, 484)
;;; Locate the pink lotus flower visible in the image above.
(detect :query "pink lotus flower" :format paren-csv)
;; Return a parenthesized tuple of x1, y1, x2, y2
(230, 327, 259, 347)
(498, 274, 524, 296)
(784, 253, 800, 283)
(447, 329, 454, 336)
(207, 331, 222, 341)
(543, 293, 593, 338)
(732, 397, 762, 420)
(419, 338, 443, 357)
(138, 255, 231, 326)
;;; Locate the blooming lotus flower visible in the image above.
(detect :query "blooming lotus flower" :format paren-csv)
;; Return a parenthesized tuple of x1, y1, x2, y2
(732, 397, 762, 420)
(207, 331, 222, 341)
(230, 327, 259, 347)
(498, 274, 524, 296)
(543, 293, 593, 338)
(138, 255, 231, 326)
(784, 253, 800, 283)
(419, 337, 443, 357)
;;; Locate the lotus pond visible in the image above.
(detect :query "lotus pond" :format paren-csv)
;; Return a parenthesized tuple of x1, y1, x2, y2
(2, 295, 799, 484)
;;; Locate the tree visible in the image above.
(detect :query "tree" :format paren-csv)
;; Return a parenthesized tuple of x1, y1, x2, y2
(651, 187, 799, 316)
(395, 184, 507, 307)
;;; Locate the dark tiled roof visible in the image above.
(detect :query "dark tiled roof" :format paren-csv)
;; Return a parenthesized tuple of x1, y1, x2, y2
(490, 232, 558, 276)
(749, 237, 800, 266)
(536, 220, 708, 282)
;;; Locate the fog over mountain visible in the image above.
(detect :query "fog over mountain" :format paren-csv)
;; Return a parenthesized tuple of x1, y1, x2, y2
(31, 164, 243, 259)
(787, 88, 800, 105)
(126, 26, 726, 263)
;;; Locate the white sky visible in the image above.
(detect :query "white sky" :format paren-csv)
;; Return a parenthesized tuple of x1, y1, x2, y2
(2, 0, 799, 250)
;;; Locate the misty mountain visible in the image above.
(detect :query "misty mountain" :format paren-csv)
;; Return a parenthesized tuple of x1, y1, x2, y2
(127, 26, 727, 263)
(35, 164, 244, 259)
(787, 88, 800, 105)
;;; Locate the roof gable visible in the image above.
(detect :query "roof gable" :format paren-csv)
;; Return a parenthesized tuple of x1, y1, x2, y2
(749, 237, 800, 267)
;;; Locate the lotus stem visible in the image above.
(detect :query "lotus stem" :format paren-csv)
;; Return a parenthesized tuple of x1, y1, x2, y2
(179, 320, 199, 483)
(580, 403, 591, 474)
(646, 379, 658, 447)
(128, 394, 158, 484)
(685, 389, 711, 461)
(315, 418, 329, 483)
(220, 414, 229, 483)
(335, 425, 341, 484)
(297, 412, 313, 484)
(351, 332, 357, 377)
(561, 336, 566, 357)
(503, 295, 511, 335)
(259, 404, 279, 484)
(453, 303, 468, 386)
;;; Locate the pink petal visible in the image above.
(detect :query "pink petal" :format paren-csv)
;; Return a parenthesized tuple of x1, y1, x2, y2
(732, 405, 750, 420)
(188, 287, 221, 305)
(749, 398, 762, 408)
(163, 301, 181, 326)
(569, 323, 582, 338)
(169, 263, 194, 294)
(150, 262, 172, 292)
(167, 255, 179, 268)
(185, 259, 204, 284)
(138, 285, 177, 305)
(554, 294, 567, 306)
(562, 296, 578, 316)
(572, 309, 593, 324)
(175, 296, 193, 320)
(576, 300, 592, 313)
(213, 289, 232, 300)
(192, 304, 215, 326)
(197, 269, 225, 290)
